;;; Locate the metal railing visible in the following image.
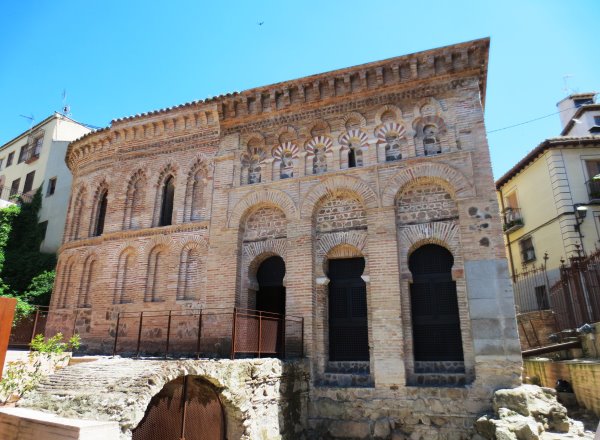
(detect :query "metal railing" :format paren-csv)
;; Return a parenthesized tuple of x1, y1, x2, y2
(502, 207, 524, 232)
(47, 307, 304, 360)
(586, 178, 600, 202)
(8, 306, 49, 347)
(0, 185, 34, 204)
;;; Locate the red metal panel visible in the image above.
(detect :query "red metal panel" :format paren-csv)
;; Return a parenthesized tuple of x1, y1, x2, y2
(0, 297, 17, 379)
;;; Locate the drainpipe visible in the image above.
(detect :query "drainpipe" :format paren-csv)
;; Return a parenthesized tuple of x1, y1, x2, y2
(498, 188, 516, 279)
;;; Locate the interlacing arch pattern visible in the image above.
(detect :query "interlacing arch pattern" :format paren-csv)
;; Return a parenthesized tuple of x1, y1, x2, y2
(68, 186, 87, 241)
(123, 169, 147, 230)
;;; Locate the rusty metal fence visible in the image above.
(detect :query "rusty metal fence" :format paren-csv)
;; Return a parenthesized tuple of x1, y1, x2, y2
(550, 251, 600, 331)
(513, 248, 600, 345)
(8, 306, 49, 348)
(44, 308, 304, 359)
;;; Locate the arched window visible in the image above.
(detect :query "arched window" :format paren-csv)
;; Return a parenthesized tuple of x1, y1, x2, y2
(385, 133, 402, 162)
(423, 125, 441, 156)
(409, 244, 463, 363)
(92, 191, 108, 236)
(256, 256, 286, 315)
(280, 151, 294, 179)
(328, 257, 368, 361)
(313, 146, 327, 174)
(159, 176, 175, 226)
(348, 146, 357, 168)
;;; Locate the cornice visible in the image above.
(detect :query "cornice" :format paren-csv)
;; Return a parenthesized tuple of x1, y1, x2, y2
(66, 38, 489, 173)
(59, 221, 210, 253)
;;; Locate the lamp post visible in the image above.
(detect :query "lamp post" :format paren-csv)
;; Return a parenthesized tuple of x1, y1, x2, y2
(574, 203, 588, 254)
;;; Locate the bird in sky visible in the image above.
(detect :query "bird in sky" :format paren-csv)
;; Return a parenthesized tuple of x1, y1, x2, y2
(258, 21, 264, 26)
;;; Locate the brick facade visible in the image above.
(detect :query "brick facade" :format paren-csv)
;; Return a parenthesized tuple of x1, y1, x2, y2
(47, 38, 522, 438)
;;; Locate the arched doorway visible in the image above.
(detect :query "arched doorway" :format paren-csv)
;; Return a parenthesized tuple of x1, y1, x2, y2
(409, 244, 464, 364)
(132, 375, 225, 440)
(256, 256, 285, 315)
(328, 257, 369, 361)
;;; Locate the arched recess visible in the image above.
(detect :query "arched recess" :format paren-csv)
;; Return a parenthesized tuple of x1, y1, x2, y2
(176, 240, 207, 301)
(144, 244, 169, 302)
(227, 189, 296, 229)
(68, 186, 87, 241)
(57, 255, 76, 309)
(132, 375, 226, 440)
(184, 156, 210, 222)
(301, 175, 379, 219)
(123, 169, 147, 230)
(114, 247, 136, 304)
(381, 162, 474, 207)
(78, 253, 98, 308)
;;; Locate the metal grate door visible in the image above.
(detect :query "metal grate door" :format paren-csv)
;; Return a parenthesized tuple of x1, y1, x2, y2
(328, 258, 369, 361)
(409, 245, 464, 362)
(132, 376, 225, 440)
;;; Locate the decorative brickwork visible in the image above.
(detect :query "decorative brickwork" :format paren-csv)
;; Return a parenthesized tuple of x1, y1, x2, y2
(44, 38, 522, 439)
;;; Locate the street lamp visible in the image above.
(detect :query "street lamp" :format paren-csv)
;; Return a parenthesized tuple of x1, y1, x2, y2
(574, 203, 589, 254)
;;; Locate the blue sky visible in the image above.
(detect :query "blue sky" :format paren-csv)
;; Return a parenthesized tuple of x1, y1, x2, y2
(0, 0, 597, 178)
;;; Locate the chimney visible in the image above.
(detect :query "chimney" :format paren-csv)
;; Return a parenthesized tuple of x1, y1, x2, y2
(557, 92, 596, 130)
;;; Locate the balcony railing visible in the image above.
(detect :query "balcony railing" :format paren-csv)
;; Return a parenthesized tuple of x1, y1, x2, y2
(502, 207, 524, 233)
(586, 178, 600, 203)
(0, 185, 34, 204)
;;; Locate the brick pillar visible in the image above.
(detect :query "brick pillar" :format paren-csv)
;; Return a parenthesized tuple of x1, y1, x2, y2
(366, 207, 405, 386)
(284, 218, 314, 359)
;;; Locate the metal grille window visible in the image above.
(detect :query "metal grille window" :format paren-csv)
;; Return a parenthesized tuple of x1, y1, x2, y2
(520, 237, 536, 263)
(595, 116, 600, 126)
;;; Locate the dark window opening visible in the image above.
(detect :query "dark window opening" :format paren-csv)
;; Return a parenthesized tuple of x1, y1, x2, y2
(348, 147, 356, 168)
(159, 176, 175, 226)
(23, 171, 35, 193)
(94, 191, 108, 236)
(6, 152, 14, 167)
(328, 257, 369, 361)
(256, 256, 286, 316)
(574, 98, 593, 108)
(32, 137, 43, 158)
(409, 244, 464, 363)
(39, 221, 48, 241)
(520, 237, 536, 262)
(47, 177, 57, 196)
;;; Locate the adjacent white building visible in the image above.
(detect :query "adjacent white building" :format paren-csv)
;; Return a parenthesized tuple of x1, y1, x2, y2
(0, 113, 91, 252)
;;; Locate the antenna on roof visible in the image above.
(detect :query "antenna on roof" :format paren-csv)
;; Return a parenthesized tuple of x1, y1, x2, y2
(61, 89, 71, 116)
(19, 113, 35, 130)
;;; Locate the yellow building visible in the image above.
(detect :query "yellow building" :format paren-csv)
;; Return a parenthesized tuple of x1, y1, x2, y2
(0, 113, 91, 252)
(496, 92, 600, 285)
